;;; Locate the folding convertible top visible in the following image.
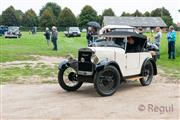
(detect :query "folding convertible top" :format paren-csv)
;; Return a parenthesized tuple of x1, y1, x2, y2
(101, 31, 147, 40)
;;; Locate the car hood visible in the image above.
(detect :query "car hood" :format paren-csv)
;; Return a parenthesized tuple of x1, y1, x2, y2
(89, 47, 125, 61)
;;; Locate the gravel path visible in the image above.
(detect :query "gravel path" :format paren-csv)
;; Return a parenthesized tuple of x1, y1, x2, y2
(1, 81, 179, 119)
(1, 56, 179, 119)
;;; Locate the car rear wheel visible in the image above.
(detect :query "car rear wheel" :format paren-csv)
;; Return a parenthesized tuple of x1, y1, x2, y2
(58, 67, 83, 91)
(94, 66, 120, 96)
(140, 61, 154, 86)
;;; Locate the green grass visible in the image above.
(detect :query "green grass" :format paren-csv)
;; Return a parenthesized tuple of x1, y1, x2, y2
(0, 32, 87, 62)
(145, 32, 180, 79)
(0, 63, 58, 84)
(0, 32, 180, 83)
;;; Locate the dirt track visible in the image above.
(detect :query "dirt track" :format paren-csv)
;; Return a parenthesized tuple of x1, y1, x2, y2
(1, 56, 180, 119)
(1, 80, 179, 119)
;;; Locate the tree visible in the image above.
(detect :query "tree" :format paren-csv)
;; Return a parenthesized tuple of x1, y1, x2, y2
(143, 11, 150, 17)
(78, 5, 98, 27)
(39, 7, 56, 27)
(102, 8, 115, 16)
(0, 15, 2, 24)
(22, 9, 38, 27)
(132, 10, 143, 17)
(40, 2, 61, 18)
(1, 6, 20, 26)
(151, 7, 173, 26)
(162, 16, 173, 27)
(121, 11, 131, 16)
(58, 7, 77, 27)
(151, 7, 171, 17)
(15, 10, 24, 25)
(100, 8, 115, 25)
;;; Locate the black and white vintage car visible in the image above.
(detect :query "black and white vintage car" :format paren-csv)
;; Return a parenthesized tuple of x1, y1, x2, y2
(58, 31, 157, 96)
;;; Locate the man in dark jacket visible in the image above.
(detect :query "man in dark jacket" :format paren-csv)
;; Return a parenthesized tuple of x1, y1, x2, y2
(51, 26, 58, 51)
(44, 27, 50, 47)
(86, 27, 93, 46)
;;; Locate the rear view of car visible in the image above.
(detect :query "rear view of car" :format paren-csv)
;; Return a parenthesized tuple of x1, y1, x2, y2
(65, 27, 81, 37)
(5, 26, 22, 38)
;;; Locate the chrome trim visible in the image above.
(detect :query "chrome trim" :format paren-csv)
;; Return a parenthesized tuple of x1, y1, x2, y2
(78, 71, 93, 76)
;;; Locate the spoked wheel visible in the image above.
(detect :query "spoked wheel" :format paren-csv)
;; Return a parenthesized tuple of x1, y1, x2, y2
(94, 66, 120, 96)
(58, 67, 83, 91)
(140, 61, 154, 86)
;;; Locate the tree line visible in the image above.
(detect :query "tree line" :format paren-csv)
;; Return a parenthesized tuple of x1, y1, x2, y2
(0, 2, 178, 29)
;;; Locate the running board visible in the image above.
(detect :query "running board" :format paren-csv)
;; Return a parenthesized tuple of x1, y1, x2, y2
(125, 76, 143, 81)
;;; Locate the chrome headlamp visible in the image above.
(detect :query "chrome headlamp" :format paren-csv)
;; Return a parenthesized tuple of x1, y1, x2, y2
(91, 54, 99, 64)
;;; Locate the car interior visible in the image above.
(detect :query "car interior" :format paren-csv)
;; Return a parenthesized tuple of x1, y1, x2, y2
(126, 37, 145, 53)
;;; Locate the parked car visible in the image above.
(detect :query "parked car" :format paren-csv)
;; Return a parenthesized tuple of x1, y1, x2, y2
(64, 27, 81, 37)
(0, 25, 8, 36)
(5, 26, 21, 38)
(58, 31, 157, 96)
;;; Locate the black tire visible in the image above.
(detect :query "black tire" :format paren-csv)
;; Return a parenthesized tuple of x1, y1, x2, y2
(140, 61, 154, 86)
(94, 65, 120, 96)
(58, 67, 83, 91)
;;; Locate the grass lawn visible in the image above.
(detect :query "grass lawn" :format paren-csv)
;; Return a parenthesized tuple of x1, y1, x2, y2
(0, 32, 87, 62)
(0, 32, 180, 83)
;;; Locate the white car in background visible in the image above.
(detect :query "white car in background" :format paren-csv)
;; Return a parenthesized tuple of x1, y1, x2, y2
(64, 27, 81, 37)
(58, 31, 157, 96)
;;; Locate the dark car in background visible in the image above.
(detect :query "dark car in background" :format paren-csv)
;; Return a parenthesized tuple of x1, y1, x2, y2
(5, 26, 22, 38)
(0, 25, 8, 36)
(64, 27, 81, 37)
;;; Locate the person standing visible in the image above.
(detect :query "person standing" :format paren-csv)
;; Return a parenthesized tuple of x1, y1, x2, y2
(154, 27, 162, 59)
(167, 26, 176, 59)
(51, 26, 58, 51)
(86, 27, 93, 46)
(138, 27, 144, 34)
(44, 27, 50, 47)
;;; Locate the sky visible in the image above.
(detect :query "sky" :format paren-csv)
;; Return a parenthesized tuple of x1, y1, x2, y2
(0, 0, 179, 23)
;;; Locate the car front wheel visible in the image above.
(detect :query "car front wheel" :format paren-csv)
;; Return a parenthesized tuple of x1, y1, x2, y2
(140, 61, 154, 86)
(94, 66, 120, 96)
(58, 66, 83, 91)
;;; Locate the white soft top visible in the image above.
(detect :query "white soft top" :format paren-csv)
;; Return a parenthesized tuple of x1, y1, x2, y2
(99, 25, 135, 35)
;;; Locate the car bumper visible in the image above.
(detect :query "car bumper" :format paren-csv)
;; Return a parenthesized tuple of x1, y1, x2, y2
(68, 33, 81, 37)
(5, 34, 18, 38)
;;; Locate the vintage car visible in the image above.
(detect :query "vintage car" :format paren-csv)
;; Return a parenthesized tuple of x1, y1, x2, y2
(64, 27, 81, 37)
(58, 31, 157, 96)
(5, 26, 21, 38)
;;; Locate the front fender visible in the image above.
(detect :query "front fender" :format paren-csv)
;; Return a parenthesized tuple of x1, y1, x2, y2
(95, 60, 122, 77)
(58, 59, 78, 71)
(58, 59, 69, 70)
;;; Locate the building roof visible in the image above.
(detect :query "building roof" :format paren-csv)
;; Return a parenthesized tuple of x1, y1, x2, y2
(103, 16, 167, 27)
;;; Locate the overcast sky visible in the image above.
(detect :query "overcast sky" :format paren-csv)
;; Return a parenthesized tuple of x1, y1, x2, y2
(0, 0, 179, 23)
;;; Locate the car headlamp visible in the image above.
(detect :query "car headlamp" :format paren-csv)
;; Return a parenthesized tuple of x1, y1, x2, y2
(91, 54, 99, 64)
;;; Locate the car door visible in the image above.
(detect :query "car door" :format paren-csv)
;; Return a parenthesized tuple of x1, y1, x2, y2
(125, 53, 140, 76)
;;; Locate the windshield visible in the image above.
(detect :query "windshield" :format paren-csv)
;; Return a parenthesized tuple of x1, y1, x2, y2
(8, 27, 19, 32)
(94, 37, 126, 49)
(69, 27, 80, 32)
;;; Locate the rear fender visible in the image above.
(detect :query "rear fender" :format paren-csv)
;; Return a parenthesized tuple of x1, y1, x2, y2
(141, 58, 157, 75)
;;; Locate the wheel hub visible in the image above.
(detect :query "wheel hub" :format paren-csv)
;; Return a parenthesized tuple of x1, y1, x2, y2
(68, 72, 77, 81)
